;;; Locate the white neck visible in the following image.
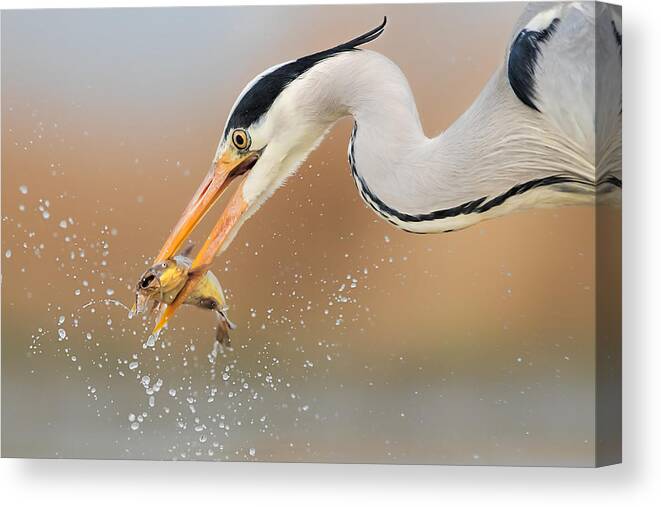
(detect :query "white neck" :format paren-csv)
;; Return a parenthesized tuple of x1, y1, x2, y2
(280, 50, 594, 232)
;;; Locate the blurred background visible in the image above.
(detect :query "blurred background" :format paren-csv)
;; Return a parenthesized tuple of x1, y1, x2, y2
(2, 3, 604, 465)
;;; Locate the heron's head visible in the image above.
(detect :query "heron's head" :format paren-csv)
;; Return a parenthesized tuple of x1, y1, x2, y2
(153, 18, 386, 270)
(147, 19, 386, 331)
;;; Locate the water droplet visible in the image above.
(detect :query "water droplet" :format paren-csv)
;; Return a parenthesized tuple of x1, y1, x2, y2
(58, 315, 65, 325)
(58, 220, 67, 229)
(128, 361, 139, 370)
(57, 328, 66, 340)
(4, 250, 11, 258)
(19, 185, 28, 194)
(130, 422, 139, 431)
(144, 333, 158, 348)
(249, 448, 256, 457)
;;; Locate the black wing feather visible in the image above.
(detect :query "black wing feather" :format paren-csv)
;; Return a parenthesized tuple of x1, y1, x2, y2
(507, 18, 560, 112)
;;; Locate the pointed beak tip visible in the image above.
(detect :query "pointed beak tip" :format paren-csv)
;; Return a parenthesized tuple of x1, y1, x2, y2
(152, 319, 166, 335)
(147, 151, 254, 330)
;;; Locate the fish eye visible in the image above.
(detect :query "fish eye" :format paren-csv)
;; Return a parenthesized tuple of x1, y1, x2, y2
(231, 129, 250, 151)
(140, 274, 155, 288)
(160, 262, 168, 268)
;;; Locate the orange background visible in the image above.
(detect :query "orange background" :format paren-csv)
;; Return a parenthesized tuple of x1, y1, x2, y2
(2, 3, 602, 465)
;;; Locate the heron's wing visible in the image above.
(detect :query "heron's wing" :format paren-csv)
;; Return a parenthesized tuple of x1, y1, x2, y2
(507, 2, 621, 180)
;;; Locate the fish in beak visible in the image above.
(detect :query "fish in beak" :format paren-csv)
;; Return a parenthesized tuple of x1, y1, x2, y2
(148, 148, 259, 333)
(135, 247, 236, 348)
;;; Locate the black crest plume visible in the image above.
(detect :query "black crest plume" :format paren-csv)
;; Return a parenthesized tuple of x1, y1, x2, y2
(224, 17, 387, 136)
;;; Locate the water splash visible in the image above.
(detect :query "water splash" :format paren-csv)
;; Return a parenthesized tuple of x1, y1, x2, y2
(80, 298, 132, 313)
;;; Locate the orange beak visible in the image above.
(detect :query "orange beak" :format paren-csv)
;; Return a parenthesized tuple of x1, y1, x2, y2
(150, 149, 256, 334)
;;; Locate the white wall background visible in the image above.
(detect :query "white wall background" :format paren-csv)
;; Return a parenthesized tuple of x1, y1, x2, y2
(1, 0, 658, 505)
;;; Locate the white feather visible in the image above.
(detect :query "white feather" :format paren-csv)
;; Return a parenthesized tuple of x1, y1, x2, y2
(222, 2, 620, 237)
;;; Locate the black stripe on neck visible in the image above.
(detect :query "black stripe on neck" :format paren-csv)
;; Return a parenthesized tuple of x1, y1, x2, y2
(348, 123, 588, 227)
(599, 175, 622, 188)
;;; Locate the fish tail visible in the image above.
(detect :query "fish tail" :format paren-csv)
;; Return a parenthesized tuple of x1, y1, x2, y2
(215, 311, 234, 349)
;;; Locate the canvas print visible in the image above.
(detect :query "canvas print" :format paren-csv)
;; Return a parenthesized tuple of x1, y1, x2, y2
(1, 1, 622, 466)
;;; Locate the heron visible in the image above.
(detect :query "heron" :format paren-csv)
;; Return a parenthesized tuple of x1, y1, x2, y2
(146, 2, 622, 332)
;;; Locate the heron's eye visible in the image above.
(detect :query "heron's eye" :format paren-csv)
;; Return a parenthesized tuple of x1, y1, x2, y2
(231, 129, 251, 151)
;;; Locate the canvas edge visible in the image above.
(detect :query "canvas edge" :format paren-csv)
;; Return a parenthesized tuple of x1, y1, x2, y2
(594, 0, 622, 468)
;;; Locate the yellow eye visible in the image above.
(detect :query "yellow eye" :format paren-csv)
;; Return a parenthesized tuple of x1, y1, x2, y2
(231, 129, 250, 150)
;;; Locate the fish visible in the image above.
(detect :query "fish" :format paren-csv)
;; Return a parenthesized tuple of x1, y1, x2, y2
(135, 245, 236, 348)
